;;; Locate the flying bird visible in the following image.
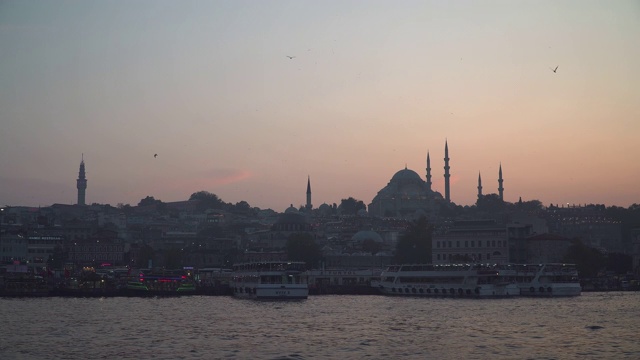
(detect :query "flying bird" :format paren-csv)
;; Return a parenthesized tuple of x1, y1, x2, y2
(551, 66, 558, 73)
(154, 154, 157, 158)
(286, 55, 295, 59)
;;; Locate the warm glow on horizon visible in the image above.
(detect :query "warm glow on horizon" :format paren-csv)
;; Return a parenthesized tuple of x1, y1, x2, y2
(1, 1, 639, 211)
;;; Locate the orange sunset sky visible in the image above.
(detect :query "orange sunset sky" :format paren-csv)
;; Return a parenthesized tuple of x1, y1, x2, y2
(1, 1, 639, 211)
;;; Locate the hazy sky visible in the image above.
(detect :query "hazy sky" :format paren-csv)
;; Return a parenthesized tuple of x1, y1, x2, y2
(1, 1, 639, 211)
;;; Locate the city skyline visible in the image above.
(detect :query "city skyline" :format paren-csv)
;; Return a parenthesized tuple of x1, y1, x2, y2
(1, 1, 639, 211)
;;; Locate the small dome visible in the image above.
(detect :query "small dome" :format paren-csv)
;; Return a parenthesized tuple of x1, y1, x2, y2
(318, 203, 331, 211)
(284, 204, 298, 214)
(351, 230, 383, 243)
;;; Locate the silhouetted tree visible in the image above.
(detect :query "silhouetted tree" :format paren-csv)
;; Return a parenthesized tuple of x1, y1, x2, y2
(138, 196, 162, 207)
(394, 216, 433, 264)
(605, 253, 633, 274)
(562, 239, 606, 278)
(286, 233, 322, 269)
(234, 201, 255, 215)
(117, 203, 134, 215)
(516, 199, 544, 215)
(476, 194, 505, 213)
(338, 197, 366, 215)
(189, 191, 224, 212)
(362, 239, 382, 255)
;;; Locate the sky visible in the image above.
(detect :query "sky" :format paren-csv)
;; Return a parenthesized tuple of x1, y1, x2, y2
(1, 0, 639, 212)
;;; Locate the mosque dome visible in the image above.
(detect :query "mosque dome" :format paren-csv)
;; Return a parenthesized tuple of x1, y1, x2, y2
(284, 204, 298, 214)
(391, 168, 422, 182)
(368, 166, 439, 219)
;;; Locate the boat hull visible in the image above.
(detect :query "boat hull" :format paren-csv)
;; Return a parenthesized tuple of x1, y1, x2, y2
(519, 283, 582, 297)
(233, 284, 308, 300)
(375, 283, 519, 298)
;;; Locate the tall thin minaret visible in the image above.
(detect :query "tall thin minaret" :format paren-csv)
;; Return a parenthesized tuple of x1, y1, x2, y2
(305, 175, 312, 210)
(425, 151, 432, 191)
(477, 172, 483, 199)
(76, 154, 87, 206)
(498, 163, 504, 201)
(444, 140, 451, 202)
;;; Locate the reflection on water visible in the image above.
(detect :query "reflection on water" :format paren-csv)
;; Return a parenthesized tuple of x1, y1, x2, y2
(1, 292, 639, 359)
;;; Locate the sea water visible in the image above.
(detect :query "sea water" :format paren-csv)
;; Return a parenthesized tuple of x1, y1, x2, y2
(1, 292, 639, 359)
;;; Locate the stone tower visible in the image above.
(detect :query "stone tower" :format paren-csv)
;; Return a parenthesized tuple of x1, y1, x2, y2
(425, 151, 432, 191)
(444, 140, 451, 202)
(306, 176, 312, 210)
(498, 163, 504, 201)
(76, 155, 87, 206)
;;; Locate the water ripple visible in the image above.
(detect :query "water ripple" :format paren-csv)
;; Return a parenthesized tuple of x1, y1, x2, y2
(1, 293, 640, 359)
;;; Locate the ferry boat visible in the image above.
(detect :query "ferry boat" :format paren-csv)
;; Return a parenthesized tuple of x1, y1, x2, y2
(372, 264, 519, 298)
(1, 275, 50, 297)
(306, 268, 382, 295)
(230, 261, 308, 300)
(125, 281, 150, 292)
(512, 263, 581, 297)
(121, 270, 197, 296)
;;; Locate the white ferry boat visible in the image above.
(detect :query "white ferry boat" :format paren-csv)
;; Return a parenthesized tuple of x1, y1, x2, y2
(372, 264, 519, 298)
(512, 263, 581, 297)
(230, 261, 308, 300)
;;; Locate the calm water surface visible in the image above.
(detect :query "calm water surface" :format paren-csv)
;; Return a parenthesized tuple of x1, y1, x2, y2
(1, 292, 639, 359)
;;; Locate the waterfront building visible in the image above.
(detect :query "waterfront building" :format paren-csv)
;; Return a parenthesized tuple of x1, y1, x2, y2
(67, 229, 125, 267)
(524, 233, 572, 264)
(246, 210, 313, 250)
(545, 204, 623, 253)
(0, 225, 28, 264)
(432, 220, 509, 264)
(27, 233, 64, 266)
(631, 227, 640, 275)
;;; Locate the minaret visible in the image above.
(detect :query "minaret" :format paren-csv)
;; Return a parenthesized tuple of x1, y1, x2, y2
(477, 172, 483, 200)
(425, 151, 432, 191)
(76, 154, 87, 206)
(305, 176, 312, 210)
(444, 140, 451, 202)
(498, 163, 504, 201)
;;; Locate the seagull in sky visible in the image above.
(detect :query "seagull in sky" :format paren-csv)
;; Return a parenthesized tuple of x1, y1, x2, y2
(286, 55, 295, 59)
(154, 154, 157, 158)
(551, 66, 558, 73)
